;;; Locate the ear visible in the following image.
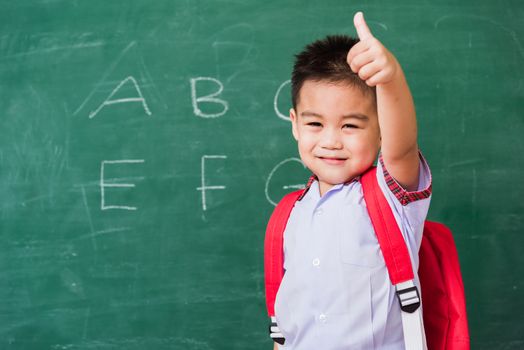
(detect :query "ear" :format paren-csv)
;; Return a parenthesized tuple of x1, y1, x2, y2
(289, 108, 299, 141)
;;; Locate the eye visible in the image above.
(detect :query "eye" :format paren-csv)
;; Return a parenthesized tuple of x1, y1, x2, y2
(343, 123, 358, 129)
(307, 122, 322, 127)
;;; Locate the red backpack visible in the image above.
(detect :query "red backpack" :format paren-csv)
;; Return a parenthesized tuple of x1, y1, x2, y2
(264, 167, 470, 349)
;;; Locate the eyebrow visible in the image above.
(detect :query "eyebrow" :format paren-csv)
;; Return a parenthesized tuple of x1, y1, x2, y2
(300, 111, 369, 121)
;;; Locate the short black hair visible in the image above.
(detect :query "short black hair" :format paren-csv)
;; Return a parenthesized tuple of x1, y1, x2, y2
(291, 35, 376, 109)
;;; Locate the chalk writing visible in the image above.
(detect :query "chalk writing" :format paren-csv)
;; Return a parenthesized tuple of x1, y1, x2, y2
(196, 155, 227, 211)
(265, 157, 305, 206)
(274, 79, 291, 121)
(89, 76, 152, 119)
(190, 77, 229, 118)
(100, 159, 145, 210)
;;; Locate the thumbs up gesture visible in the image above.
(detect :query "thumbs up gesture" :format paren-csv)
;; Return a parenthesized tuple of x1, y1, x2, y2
(347, 12, 400, 87)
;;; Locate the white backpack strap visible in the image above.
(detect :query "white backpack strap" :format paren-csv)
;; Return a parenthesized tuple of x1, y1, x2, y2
(396, 280, 427, 350)
(269, 316, 285, 345)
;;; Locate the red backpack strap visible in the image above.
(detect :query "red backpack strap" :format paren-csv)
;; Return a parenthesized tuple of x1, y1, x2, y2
(264, 190, 304, 317)
(360, 167, 414, 284)
(361, 167, 426, 349)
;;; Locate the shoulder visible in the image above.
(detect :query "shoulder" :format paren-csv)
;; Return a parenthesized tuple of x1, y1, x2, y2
(268, 189, 305, 222)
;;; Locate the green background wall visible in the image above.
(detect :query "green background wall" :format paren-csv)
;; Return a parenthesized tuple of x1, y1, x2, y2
(1, 0, 522, 348)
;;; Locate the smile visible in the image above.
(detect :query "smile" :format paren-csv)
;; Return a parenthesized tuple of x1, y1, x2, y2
(318, 157, 347, 165)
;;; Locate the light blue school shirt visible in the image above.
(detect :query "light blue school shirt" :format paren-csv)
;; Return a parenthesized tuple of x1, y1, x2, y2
(275, 155, 432, 350)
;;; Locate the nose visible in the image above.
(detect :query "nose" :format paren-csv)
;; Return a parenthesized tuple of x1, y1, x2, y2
(319, 127, 342, 149)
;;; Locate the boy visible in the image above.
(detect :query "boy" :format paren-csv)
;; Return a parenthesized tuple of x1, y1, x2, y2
(270, 12, 432, 349)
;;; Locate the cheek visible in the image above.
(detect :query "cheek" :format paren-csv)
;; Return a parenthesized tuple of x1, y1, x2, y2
(297, 132, 316, 150)
(298, 140, 314, 157)
(343, 135, 363, 149)
(344, 134, 377, 153)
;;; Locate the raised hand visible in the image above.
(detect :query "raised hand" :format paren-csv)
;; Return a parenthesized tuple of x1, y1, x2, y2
(346, 12, 400, 87)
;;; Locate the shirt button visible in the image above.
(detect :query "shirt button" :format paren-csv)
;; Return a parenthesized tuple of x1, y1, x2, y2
(312, 258, 320, 267)
(315, 208, 323, 215)
(319, 314, 327, 323)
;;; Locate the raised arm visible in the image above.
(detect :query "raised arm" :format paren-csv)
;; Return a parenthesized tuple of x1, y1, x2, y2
(347, 12, 420, 191)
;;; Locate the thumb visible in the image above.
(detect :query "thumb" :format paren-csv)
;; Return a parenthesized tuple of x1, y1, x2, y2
(354, 11, 373, 41)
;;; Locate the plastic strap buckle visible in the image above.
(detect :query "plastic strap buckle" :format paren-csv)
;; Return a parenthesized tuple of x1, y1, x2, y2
(396, 283, 421, 313)
(269, 316, 285, 345)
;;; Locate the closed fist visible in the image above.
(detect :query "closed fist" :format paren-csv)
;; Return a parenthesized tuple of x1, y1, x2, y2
(347, 12, 400, 87)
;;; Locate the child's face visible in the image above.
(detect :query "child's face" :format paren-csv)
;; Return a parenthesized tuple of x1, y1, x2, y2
(290, 80, 380, 196)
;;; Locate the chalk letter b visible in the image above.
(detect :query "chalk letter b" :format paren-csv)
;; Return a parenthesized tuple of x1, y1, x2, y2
(190, 77, 229, 118)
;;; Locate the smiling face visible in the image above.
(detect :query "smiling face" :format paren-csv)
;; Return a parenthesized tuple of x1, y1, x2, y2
(290, 80, 381, 196)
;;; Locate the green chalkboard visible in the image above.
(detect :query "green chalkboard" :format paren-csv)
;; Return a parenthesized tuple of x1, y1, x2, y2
(1, 0, 523, 349)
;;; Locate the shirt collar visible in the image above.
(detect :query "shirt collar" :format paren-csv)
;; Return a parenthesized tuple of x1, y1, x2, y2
(297, 174, 360, 201)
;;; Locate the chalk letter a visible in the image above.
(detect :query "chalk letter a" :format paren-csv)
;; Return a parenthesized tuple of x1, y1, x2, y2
(89, 76, 152, 119)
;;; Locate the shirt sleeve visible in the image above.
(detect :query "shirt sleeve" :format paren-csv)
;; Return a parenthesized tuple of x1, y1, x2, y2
(375, 151, 433, 264)
(378, 151, 432, 206)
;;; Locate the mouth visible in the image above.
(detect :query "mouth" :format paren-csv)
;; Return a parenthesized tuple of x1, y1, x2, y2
(318, 156, 347, 165)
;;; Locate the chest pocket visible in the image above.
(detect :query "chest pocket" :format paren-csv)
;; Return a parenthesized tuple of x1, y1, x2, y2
(338, 204, 384, 268)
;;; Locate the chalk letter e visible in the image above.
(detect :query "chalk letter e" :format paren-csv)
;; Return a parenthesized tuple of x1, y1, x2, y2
(100, 159, 145, 210)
